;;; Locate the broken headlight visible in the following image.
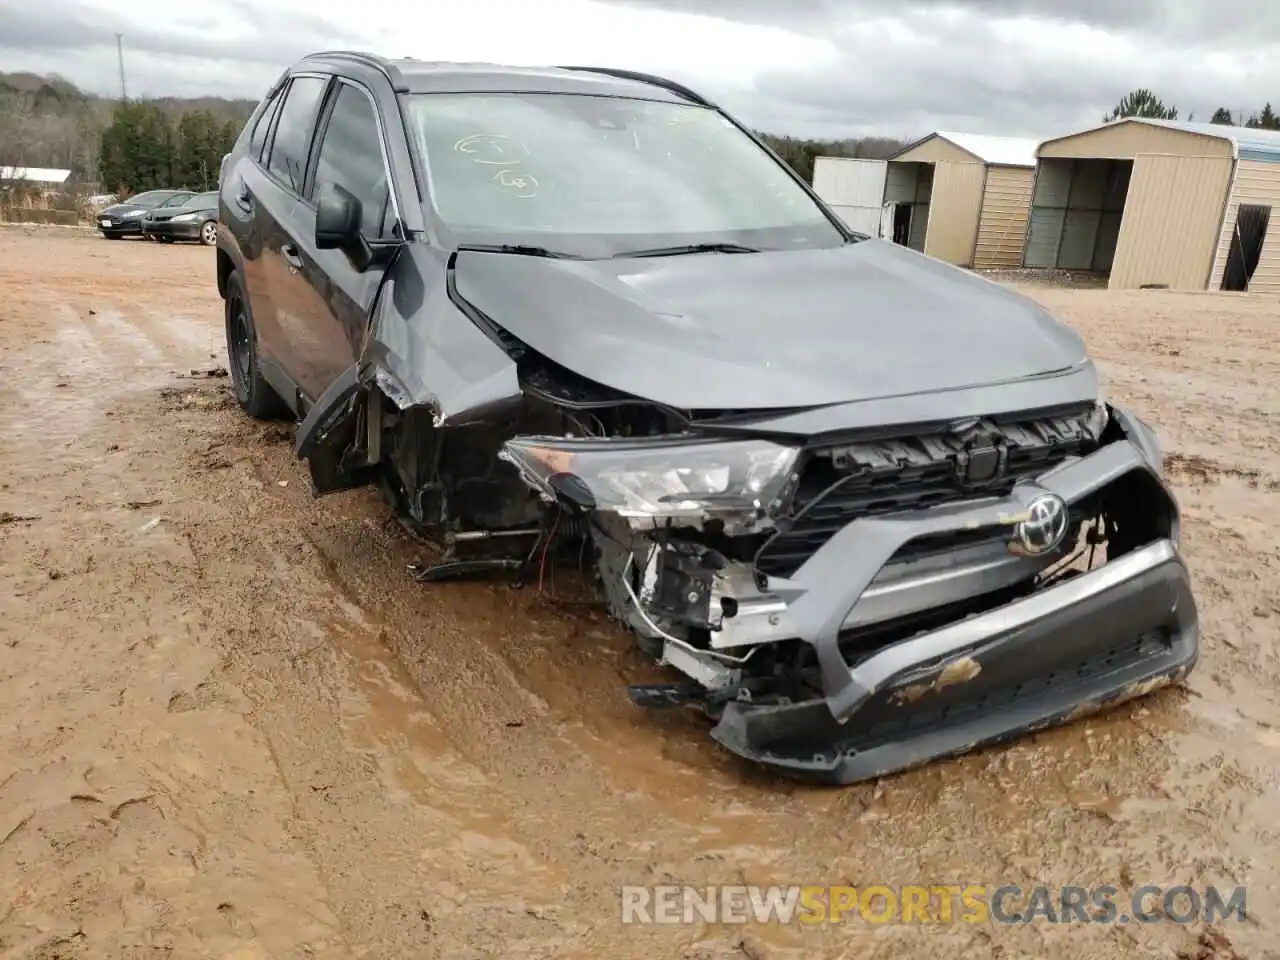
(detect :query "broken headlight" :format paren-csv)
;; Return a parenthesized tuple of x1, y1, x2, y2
(501, 436, 800, 520)
(1084, 397, 1110, 440)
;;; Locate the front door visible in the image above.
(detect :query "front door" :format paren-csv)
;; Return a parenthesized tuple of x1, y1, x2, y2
(263, 78, 397, 404)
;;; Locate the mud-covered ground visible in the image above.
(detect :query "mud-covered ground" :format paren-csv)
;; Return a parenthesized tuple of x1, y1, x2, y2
(1, 227, 1277, 959)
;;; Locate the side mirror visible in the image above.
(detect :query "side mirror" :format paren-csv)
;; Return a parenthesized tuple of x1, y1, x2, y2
(315, 181, 371, 270)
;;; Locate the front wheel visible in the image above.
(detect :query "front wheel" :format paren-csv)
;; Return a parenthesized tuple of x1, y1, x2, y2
(224, 271, 288, 420)
(199, 220, 218, 246)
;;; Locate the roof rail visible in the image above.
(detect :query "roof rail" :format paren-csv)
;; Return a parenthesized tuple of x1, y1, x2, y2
(300, 50, 408, 91)
(556, 66, 713, 107)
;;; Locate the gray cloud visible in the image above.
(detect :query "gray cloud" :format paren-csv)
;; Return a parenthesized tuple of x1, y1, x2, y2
(0, 1, 344, 69)
(609, 0, 1280, 44)
(608, 0, 1280, 138)
(2, 0, 1279, 138)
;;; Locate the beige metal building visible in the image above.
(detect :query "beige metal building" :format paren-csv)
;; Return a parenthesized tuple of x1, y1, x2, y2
(1026, 118, 1280, 292)
(883, 131, 1041, 268)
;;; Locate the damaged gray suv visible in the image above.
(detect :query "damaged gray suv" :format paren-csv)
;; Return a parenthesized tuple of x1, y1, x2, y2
(216, 51, 1199, 784)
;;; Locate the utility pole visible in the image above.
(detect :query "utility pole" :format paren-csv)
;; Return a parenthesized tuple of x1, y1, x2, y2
(116, 33, 127, 100)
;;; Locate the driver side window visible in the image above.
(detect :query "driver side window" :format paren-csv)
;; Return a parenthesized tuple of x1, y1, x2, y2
(311, 82, 394, 240)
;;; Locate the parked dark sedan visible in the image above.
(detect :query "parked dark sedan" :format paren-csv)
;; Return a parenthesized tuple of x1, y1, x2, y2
(97, 190, 194, 238)
(142, 191, 220, 245)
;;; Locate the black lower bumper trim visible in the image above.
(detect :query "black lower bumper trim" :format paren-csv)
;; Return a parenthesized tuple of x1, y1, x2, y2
(143, 223, 202, 241)
(709, 553, 1198, 784)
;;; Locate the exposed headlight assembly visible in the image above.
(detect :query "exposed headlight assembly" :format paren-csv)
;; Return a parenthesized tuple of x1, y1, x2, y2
(500, 436, 800, 521)
(1083, 397, 1110, 440)
(1110, 404, 1163, 474)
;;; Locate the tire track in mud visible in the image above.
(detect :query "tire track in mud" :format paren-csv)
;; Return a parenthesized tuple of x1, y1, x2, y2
(2, 231, 1276, 959)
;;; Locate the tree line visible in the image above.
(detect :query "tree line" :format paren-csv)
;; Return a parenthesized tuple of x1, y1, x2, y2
(99, 103, 241, 194)
(1106, 88, 1280, 129)
(0, 71, 255, 194)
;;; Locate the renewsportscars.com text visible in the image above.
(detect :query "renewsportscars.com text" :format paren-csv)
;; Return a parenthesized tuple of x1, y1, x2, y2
(620, 884, 1247, 926)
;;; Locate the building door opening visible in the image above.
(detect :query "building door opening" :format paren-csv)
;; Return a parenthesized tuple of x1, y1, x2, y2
(892, 203, 912, 245)
(1221, 204, 1271, 291)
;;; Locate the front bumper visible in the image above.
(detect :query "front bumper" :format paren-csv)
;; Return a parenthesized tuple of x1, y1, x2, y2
(98, 217, 143, 235)
(699, 437, 1198, 782)
(142, 219, 202, 240)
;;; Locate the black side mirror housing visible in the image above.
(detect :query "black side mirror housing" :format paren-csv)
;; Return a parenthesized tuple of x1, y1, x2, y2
(315, 181, 372, 271)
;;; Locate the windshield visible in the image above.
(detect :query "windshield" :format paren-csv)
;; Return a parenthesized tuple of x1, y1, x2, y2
(157, 193, 194, 208)
(129, 190, 175, 206)
(405, 92, 846, 257)
(182, 192, 218, 208)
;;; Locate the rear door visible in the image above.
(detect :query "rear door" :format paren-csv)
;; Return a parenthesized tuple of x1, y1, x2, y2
(239, 73, 331, 397)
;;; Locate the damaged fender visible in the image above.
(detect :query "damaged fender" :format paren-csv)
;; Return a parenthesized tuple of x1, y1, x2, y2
(294, 245, 524, 493)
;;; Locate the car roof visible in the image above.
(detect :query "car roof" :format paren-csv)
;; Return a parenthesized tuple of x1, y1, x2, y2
(295, 52, 707, 105)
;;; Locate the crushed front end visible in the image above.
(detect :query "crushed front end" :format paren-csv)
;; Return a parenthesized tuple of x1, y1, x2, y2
(502, 401, 1198, 784)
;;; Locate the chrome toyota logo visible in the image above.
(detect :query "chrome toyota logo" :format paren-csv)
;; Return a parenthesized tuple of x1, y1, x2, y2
(1012, 493, 1069, 556)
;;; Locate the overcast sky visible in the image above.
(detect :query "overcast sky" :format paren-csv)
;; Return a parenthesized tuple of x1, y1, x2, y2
(2, 0, 1278, 139)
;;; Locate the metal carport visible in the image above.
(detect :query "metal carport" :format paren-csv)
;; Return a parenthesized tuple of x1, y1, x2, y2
(1027, 118, 1280, 292)
(882, 131, 1041, 268)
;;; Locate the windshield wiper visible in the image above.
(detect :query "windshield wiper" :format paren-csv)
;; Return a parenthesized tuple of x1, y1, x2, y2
(455, 243, 586, 260)
(612, 242, 760, 259)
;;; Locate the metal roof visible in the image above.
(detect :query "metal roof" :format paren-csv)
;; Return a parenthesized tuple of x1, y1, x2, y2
(891, 131, 1041, 167)
(1037, 117, 1280, 164)
(0, 166, 71, 183)
(933, 131, 1041, 167)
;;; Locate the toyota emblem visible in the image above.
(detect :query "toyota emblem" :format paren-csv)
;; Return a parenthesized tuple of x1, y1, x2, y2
(1012, 493, 1069, 556)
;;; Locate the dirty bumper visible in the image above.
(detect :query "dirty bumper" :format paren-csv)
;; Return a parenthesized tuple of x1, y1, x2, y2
(711, 537, 1197, 783)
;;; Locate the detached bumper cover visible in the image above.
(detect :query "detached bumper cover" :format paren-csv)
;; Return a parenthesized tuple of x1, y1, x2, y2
(705, 436, 1199, 783)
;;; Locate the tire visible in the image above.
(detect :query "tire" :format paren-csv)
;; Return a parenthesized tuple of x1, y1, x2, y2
(224, 271, 289, 420)
(199, 220, 218, 246)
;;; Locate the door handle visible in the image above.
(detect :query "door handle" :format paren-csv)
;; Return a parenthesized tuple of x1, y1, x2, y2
(281, 244, 304, 271)
(235, 182, 253, 211)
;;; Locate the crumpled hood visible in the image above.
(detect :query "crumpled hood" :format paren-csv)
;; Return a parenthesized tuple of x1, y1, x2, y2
(451, 240, 1089, 411)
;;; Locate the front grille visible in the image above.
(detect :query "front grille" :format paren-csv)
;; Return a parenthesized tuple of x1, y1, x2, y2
(756, 408, 1097, 577)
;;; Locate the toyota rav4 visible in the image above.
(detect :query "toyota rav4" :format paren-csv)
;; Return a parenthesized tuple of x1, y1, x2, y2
(215, 51, 1198, 783)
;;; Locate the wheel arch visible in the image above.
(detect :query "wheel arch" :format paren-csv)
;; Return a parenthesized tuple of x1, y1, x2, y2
(214, 225, 246, 299)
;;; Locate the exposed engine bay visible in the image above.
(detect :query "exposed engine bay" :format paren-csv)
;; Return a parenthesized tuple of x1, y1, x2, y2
(284, 239, 1196, 785)
(349, 323, 1169, 732)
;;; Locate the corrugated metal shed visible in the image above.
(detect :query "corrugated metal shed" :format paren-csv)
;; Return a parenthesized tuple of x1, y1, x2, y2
(885, 130, 1043, 266)
(1039, 118, 1280, 164)
(893, 132, 1039, 167)
(923, 161, 986, 263)
(1209, 160, 1280, 293)
(0, 166, 72, 183)
(973, 166, 1036, 269)
(811, 157, 888, 236)
(1030, 116, 1280, 291)
(1108, 155, 1234, 289)
(1136, 119, 1280, 164)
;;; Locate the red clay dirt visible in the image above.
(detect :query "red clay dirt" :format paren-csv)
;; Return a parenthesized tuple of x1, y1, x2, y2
(1, 227, 1277, 959)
